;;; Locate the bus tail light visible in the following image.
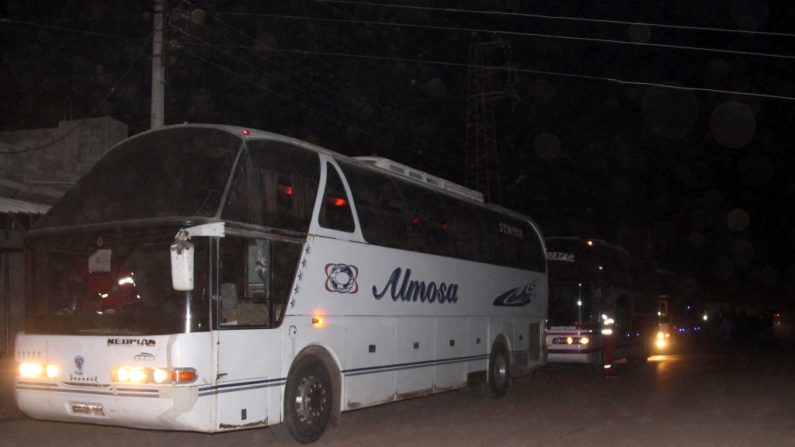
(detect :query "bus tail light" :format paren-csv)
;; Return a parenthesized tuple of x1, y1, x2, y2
(112, 366, 197, 384)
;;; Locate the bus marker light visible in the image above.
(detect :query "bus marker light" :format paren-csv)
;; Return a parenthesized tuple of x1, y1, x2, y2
(171, 368, 197, 384)
(312, 316, 324, 328)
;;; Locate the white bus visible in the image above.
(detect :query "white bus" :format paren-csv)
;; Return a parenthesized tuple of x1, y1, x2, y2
(14, 124, 547, 443)
(544, 237, 657, 373)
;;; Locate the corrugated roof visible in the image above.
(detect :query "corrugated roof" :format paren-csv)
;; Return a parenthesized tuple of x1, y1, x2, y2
(0, 197, 51, 214)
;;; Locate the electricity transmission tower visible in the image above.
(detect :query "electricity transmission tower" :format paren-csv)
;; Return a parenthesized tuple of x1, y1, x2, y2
(464, 38, 516, 204)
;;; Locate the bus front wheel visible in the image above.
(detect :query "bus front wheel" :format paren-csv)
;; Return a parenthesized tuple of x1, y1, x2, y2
(281, 356, 333, 444)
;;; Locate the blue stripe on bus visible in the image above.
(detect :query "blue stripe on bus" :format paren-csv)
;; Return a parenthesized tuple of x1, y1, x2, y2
(198, 377, 287, 396)
(342, 350, 529, 377)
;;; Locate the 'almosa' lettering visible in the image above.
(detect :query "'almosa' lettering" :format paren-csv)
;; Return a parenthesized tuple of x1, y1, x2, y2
(372, 268, 459, 304)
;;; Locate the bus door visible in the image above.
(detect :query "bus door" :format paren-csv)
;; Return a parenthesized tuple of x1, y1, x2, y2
(214, 236, 301, 429)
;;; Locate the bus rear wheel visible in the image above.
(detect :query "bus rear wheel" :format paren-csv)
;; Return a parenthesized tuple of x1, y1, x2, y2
(473, 345, 510, 398)
(281, 356, 332, 444)
(488, 346, 510, 397)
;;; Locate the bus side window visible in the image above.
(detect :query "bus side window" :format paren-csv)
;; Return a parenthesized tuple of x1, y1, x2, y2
(442, 197, 480, 261)
(398, 182, 449, 257)
(319, 163, 355, 232)
(341, 161, 408, 248)
(225, 141, 320, 233)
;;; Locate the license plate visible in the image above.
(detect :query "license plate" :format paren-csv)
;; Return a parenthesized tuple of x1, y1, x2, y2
(70, 402, 106, 417)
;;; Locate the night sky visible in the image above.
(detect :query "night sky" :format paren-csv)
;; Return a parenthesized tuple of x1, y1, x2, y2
(2, 1, 794, 309)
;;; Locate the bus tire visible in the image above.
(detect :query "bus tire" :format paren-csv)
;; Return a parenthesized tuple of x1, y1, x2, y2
(628, 342, 650, 365)
(281, 356, 333, 444)
(489, 346, 510, 397)
(473, 345, 510, 398)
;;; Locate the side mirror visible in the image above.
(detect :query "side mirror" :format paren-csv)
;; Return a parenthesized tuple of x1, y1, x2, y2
(170, 239, 194, 291)
(170, 222, 224, 292)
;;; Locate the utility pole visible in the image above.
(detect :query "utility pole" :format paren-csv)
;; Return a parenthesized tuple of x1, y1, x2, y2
(464, 38, 515, 204)
(150, 0, 165, 129)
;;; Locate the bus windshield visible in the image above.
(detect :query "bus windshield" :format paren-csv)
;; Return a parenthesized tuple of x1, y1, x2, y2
(35, 127, 242, 229)
(25, 226, 210, 335)
(548, 282, 593, 326)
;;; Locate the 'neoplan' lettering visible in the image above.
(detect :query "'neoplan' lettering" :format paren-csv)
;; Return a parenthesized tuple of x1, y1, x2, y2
(107, 338, 156, 347)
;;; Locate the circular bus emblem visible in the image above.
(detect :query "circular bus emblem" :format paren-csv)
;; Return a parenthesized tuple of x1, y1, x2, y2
(325, 263, 359, 294)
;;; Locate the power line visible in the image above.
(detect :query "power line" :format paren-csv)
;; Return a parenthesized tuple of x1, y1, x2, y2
(316, 1, 441, 60)
(216, 12, 795, 61)
(175, 18, 411, 145)
(315, 0, 795, 39)
(200, 45, 793, 103)
(179, 43, 460, 172)
(178, 44, 429, 164)
(0, 17, 149, 42)
(0, 23, 154, 154)
(189, 9, 458, 167)
(200, 14, 382, 121)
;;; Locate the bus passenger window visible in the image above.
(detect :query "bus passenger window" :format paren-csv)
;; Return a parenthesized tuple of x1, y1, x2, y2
(340, 161, 408, 248)
(319, 163, 355, 232)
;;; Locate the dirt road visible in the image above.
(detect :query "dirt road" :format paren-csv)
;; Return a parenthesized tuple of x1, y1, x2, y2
(2, 338, 794, 447)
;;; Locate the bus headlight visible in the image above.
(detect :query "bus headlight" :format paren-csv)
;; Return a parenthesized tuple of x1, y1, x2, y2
(553, 337, 590, 346)
(45, 364, 60, 379)
(112, 366, 197, 384)
(19, 362, 44, 379)
(19, 362, 60, 380)
(656, 338, 667, 349)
